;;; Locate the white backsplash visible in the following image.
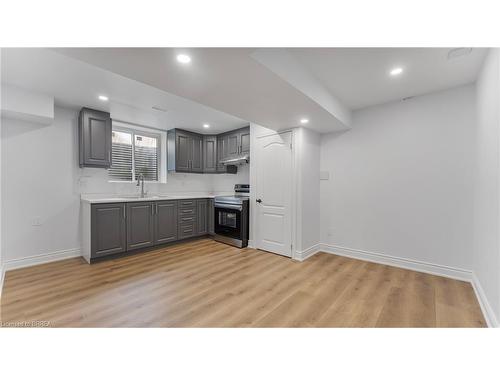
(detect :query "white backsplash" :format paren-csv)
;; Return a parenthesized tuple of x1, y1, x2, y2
(77, 157, 250, 197)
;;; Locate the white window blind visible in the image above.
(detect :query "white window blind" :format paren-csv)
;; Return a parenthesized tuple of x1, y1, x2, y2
(108, 126, 160, 182)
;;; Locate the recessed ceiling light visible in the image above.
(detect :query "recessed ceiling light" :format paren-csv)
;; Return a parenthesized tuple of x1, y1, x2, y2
(300, 118, 309, 124)
(176, 54, 191, 64)
(98, 95, 109, 101)
(203, 123, 210, 128)
(389, 67, 403, 76)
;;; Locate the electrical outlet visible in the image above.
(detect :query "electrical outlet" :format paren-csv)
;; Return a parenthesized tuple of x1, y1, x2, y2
(32, 217, 43, 226)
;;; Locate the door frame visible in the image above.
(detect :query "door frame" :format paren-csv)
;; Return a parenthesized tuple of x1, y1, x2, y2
(250, 127, 299, 259)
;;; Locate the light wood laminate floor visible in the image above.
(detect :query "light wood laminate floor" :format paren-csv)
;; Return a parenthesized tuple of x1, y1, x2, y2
(0, 238, 486, 327)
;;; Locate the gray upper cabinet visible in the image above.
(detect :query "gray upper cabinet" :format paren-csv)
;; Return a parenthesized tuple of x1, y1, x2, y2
(218, 125, 250, 159)
(168, 126, 249, 174)
(216, 136, 227, 173)
(240, 128, 250, 154)
(155, 200, 178, 245)
(91, 203, 126, 258)
(174, 131, 191, 172)
(203, 135, 217, 173)
(191, 134, 204, 173)
(168, 129, 204, 173)
(79, 107, 112, 168)
(127, 201, 155, 251)
(226, 132, 240, 158)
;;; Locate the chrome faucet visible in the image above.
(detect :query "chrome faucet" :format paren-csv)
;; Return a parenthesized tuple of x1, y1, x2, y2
(136, 173, 146, 198)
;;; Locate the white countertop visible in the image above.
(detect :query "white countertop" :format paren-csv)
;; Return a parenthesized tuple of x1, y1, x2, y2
(81, 193, 218, 204)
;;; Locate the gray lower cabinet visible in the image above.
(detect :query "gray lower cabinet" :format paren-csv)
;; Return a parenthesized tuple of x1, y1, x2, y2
(91, 203, 126, 258)
(154, 200, 178, 245)
(197, 199, 208, 235)
(79, 107, 112, 168)
(88, 198, 211, 261)
(208, 198, 215, 235)
(178, 199, 197, 239)
(127, 201, 155, 251)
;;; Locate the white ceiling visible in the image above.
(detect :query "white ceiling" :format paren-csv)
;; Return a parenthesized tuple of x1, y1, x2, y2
(290, 48, 487, 109)
(52, 48, 351, 133)
(0, 48, 248, 134)
(2, 47, 488, 134)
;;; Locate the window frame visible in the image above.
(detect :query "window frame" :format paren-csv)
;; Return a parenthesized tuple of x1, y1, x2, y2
(109, 121, 166, 183)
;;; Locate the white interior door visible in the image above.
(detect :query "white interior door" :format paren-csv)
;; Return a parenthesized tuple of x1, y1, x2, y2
(255, 131, 293, 257)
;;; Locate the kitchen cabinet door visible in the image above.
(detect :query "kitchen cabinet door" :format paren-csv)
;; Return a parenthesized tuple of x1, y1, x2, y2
(191, 134, 204, 173)
(79, 108, 112, 168)
(226, 131, 239, 158)
(91, 203, 126, 258)
(203, 135, 217, 173)
(240, 127, 250, 154)
(127, 202, 155, 251)
(208, 199, 215, 234)
(216, 136, 227, 173)
(197, 199, 208, 235)
(175, 131, 192, 172)
(155, 200, 178, 245)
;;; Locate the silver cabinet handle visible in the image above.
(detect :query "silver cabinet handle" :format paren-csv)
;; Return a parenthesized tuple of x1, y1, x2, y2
(151, 204, 154, 216)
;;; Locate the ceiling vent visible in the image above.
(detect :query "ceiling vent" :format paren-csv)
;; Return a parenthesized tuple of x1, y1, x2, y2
(447, 48, 473, 60)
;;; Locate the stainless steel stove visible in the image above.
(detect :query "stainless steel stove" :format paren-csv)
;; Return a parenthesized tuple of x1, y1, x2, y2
(213, 184, 250, 248)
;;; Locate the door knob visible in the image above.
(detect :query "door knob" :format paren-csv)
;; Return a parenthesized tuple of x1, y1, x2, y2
(256, 199, 262, 203)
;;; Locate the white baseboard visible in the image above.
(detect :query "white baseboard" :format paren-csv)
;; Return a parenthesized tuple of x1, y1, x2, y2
(319, 243, 472, 282)
(294, 243, 322, 261)
(2, 248, 82, 273)
(471, 273, 499, 328)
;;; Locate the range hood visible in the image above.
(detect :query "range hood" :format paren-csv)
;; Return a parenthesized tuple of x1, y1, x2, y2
(220, 154, 250, 165)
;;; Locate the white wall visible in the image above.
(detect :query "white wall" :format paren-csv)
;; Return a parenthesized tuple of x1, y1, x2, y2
(0, 105, 247, 264)
(473, 48, 500, 325)
(1, 84, 54, 125)
(320, 84, 476, 271)
(295, 127, 321, 252)
(211, 163, 249, 194)
(0, 49, 4, 293)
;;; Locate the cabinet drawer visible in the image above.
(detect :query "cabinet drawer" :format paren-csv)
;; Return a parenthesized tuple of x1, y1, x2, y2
(178, 223, 196, 239)
(179, 207, 197, 216)
(179, 216, 195, 224)
(179, 200, 196, 208)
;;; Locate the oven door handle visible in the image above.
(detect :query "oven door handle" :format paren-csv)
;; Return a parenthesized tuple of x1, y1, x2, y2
(214, 203, 243, 211)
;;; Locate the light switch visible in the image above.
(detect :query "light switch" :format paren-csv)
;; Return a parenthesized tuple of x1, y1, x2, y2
(320, 171, 330, 180)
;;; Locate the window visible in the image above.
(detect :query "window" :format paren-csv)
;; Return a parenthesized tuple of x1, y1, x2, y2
(108, 123, 164, 182)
